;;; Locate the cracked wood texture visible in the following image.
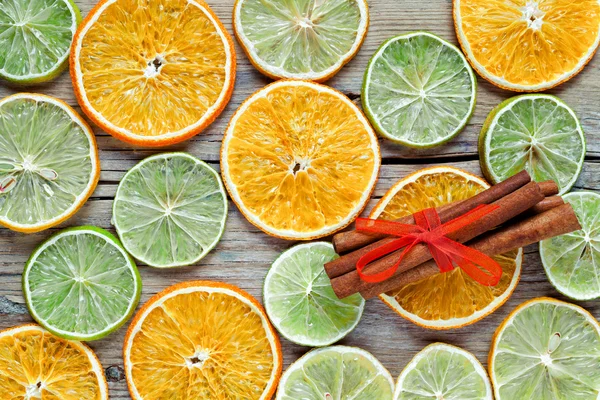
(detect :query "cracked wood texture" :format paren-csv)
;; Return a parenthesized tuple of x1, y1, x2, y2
(1, 0, 600, 398)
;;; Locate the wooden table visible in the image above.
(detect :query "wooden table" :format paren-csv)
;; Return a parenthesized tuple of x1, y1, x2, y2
(1, 0, 600, 398)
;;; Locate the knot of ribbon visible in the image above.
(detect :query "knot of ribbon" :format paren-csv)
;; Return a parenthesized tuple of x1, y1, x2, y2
(355, 205, 503, 286)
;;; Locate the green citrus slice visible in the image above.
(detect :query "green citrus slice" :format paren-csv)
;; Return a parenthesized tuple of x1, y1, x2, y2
(263, 242, 364, 347)
(0, 93, 100, 233)
(113, 153, 227, 268)
(489, 298, 600, 400)
(23, 226, 141, 341)
(480, 94, 585, 195)
(0, 0, 80, 83)
(394, 343, 492, 400)
(233, 0, 368, 81)
(540, 192, 600, 300)
(362, 32, 476, 147)
(276, 346, 394, 400)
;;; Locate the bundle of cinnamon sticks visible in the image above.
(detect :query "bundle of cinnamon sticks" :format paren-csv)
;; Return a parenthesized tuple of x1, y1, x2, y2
(325, 171, 582, 300)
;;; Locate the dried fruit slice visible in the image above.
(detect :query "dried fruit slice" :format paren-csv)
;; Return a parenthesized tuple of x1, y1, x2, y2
(540, 192, 600, 300)
(113, 153, 227, 268)
(479, 95, 585, 196)
(395, 343, 492, 400)
(123, 281, 282, 399)
(0, 0, 80, 84)
(221, 80, 380, 240)
(0, 324, 108, 399)
(276, 346, 394, 400)
(71, 0, 235, 146)
(233, 0, 369, 81)
(454, 0, 600, 91)
(373, 166, 522, 330)
(363, 32, 476, 147)
(23, 226, 141, 341)
(489, 298, 600, 400)
(0, 93, 100, 233)
(263, 242, 364, 347)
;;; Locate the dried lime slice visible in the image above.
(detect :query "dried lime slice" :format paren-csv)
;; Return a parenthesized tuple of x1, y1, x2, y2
(113, 153, 227, 268)
(233, 0, 368, 81)
(480, 94, 585, 195)
(540, 192, 600, 300)
(23, 226, 141, 341)
(263, 242, 364, 347)
(490, 298, 600, 400)
(395, 343, 492, 400)
(0, 0, 80, 83)
(277, 346, 394, 400)
(363, 32, 476, 147)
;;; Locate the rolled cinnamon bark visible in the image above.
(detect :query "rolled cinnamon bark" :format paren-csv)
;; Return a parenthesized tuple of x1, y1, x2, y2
(528, 196, 564, 215)
(331, 170, 532, 256)
(539, 180, 560, 196)
(361, 203, 581, 299)
(330, 181, 545, 299)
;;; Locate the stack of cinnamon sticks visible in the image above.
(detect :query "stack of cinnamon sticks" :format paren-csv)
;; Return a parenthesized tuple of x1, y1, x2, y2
(325, 171, 582, 300)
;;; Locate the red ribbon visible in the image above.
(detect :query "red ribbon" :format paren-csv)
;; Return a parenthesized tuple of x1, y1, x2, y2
(355, 205, 503, 286)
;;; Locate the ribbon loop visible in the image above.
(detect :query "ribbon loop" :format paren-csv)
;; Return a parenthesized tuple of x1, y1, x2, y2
(355, 205, 502, 287)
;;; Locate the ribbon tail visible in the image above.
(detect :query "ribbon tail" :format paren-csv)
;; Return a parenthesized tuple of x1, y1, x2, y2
(356, 237, 418, 283)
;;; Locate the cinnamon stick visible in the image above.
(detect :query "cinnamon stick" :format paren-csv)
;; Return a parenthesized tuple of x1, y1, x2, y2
(330, 181, 545, 299)
(539, 180, 560, 197)
(361, 203, 581, 299)
(528, 196, 564, 215)
(331, 170, 532, 255)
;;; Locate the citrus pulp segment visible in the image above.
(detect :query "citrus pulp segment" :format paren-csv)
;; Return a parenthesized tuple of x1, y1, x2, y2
(264, 242, 364, 347)
(0, 0, 80, 84)
(454, 0, 600, 91)
(363, 32, 476, 147)
(113, 153, 227, 268)
(123, 281, 282, 399)
(489, 297, 600, 400)
(221, 80, 380, 240)
(277, 346, 394, 399)
(540, 192, 600, 300)
(233, 0, 369, 82)
(0, 324, 108, 399)
(71, 0, 235, 146)
(480, 95, 585, 196)
(373, 167, 522, 330)
(23, 226, 141, 341)
(394, 343, 493, 400)
(0, 93, 99, 233)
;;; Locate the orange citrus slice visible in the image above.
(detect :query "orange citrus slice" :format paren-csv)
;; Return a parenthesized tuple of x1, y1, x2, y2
(371, 166, 522, 330)
(454, 0, 600, 91)
(0, 324, 108, 399)
(123, 281, 282, 399)
(221, 80, 380, 240)
(70, 0, 235, 147)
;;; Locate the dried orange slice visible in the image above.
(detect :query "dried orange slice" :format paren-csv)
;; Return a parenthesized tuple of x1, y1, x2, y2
(371, 166, 522, 330)
(0, 324, 108, 399)
(221, 80, 380, 240)
(70, 0, 235, 147)
(454, 0, 600, 91)
(123, 281, 282, 399)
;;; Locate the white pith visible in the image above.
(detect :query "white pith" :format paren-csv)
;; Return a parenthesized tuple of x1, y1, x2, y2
(124, 284, 281, 400)
(234, 0, 368, 80)
(454, 0, 600, 91)
(222, 80, 380, 240)
(72, 0, 233, 142)
(0, 93, 98, 230)
(364, 32, 477, 146)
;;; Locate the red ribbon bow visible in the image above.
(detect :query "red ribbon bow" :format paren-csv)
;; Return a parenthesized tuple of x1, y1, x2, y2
(355, 205, 503, 286)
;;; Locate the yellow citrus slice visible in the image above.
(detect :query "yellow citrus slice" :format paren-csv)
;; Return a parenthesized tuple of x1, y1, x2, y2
(454, 0, 600, 91)
(221, 80, 380, 240)
(0, 324, 108, 399)
(123, 281, 282, 399)
(371, 166, 522, 330)
(71, 0, 235, 147)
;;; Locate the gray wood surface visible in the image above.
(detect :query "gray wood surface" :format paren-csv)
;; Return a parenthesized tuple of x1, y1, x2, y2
(1, 0, 600, 398)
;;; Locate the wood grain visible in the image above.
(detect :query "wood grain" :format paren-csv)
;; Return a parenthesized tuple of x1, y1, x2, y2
(1, 0, 599, 398)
